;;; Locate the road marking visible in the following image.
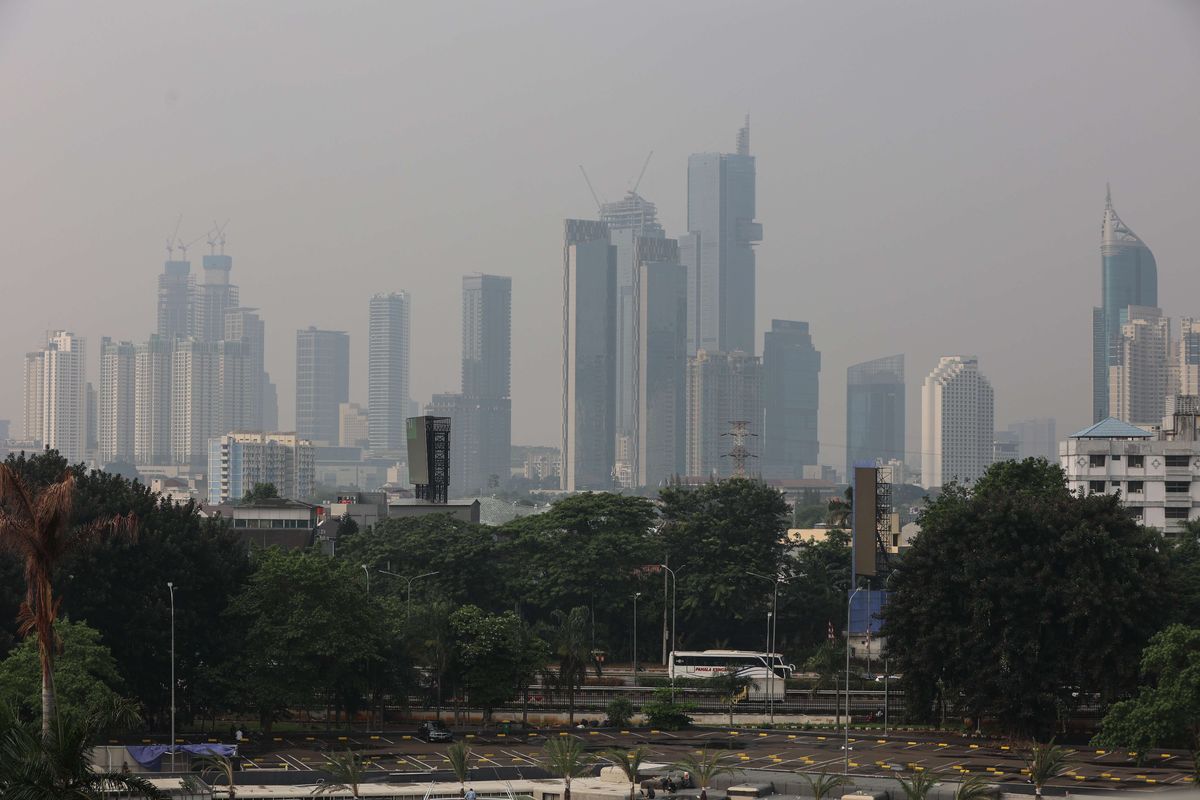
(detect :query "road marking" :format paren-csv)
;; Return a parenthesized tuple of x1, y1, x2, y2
(406, 754, 435, 771)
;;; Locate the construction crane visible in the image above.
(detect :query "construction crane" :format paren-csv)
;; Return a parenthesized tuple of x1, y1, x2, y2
(630, 150, 654, 195)
(578, 165, 604, 212)
(177, 234, 205, 261)
(165, 214, 183, 260)
(207, 219, 230, 255)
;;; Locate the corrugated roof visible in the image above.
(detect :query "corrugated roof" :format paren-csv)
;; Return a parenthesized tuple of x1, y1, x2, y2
(1070, 417, 1152, 439)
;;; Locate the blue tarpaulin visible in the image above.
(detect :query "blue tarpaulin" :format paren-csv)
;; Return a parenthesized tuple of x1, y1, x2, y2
(126, 743, 237, 770)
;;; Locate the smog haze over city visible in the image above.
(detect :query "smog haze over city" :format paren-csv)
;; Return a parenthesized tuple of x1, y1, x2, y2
(2, 0, 1199, 458)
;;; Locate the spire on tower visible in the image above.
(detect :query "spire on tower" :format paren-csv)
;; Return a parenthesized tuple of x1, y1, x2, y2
(736, 114, 750, 156)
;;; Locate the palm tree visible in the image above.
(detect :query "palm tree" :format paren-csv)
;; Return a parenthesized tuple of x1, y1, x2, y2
(195, 753, 238, 798)
(953, 773, 993, 800)
(542, 735, 594, 800)
(604, 746, 649, 800)
(551, 607, 594, 724)
(896, 770, 940, 800)
(675, 749, 741, 800)
(446, 741, 472, 797)
(799, 771, 845, 800)
(1025, 742, 1067, 798)
(0, 467, 134, 738)
(312, 749, 366, 798)
(0, 704, 164, 799)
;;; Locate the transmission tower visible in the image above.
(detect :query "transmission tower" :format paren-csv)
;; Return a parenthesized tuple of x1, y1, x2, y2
(720, 420, 758, 477)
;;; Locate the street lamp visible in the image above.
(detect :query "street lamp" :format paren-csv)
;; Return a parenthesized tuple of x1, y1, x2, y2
(361, 564, 370, 595)
(748, 570, 789, 723)
(377, 569, 439, 626)
(167, 582, 177, 774)
(844, 584, 864, 776)
(658, 564, 681, 656)
(632, 592, 641, 680)
(882, 570, 900, 737)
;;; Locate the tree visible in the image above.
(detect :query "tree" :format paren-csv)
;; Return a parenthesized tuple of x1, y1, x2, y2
(706, 668, 752, 726)
(779, 530, 851, 653)
(313, 750, 366, 798)
(675, 749, 740, 800)
(882, 459, 1168, 737)
(1024, 742, 1067, 798)
(0, 465, 134, 737)
(446, 742, 472, 797)
(549, 606, 595, 724)
(0, 619, 129, 721)
(603, 746, 649, 800)
(658, 479, 789, 648)
(450, 606, 541, 722)
(953, 774, 994, 800)
(0, 702, 164, 799)
(799, 771, 845, 800)
(195, 753, 238, 798)
(896, 771, 939, 800)
(1093, 624, 1200, 752)
(240, 483, 279, 503)
(542, 736, 593, 800)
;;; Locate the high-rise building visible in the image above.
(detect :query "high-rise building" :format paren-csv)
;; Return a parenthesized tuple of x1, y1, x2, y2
(170, 339, 217, 468)
(295, 327, 350, 446)
(685, 349, 762, 479)
(561, 220, 617, 491)
(85, 383, 98, 458)
(98, 338, 136, 465)
(157, 259, 194, 341)
(134, 335, 173, 464)
(1093, 187, 1158, 422)
(921, 355, 995, 488)
(207, 432, 315, 504)
(761, 320, 821, 478)
(1176, 318, 1200, 397)
(635, 260, 688, 487)
(195, 253, 239, 343)
(1109, 305, 1170, 427)
(1006, 417, 1057, 462)
(22, 351, 44, 443)
(30, 331, 88, 463)
(338, 402, 370, 449)
(368, 292, 411, 455)
(224, 307, 267, 431)
(682, 117, 761, 356)
(461, 274, 512, 490)
(845, 355, 905, 478)
(263, 379, 279, 432)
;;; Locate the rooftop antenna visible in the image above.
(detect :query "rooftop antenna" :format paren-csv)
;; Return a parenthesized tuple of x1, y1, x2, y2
(177, 233, 205, 261)
(207, 219, 230, 255)
(165, 214, 182, 260)
(630, 150, 654, 196)
(578, 165, 604, 212)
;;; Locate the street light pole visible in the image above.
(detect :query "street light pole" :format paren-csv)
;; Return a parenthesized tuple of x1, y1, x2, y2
(658, 564, 680, 655)
(882, 570, 899, 738)
(167, 582, 177, 774)
(361, 564, 370, 595)
(748, 571, 789, 723)
(844, 584, 863, 776)
(632, 592, 641, 681)
(377, 569, 439, 626)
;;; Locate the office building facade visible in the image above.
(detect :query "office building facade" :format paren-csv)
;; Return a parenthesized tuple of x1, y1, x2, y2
(635, 260, 688, 487)
(368, 292, 411, 455)
(921, 355, 995, 488)
(845, 354, 905, 478)
(295, 327, 350, 446)
(685, 349, 762, 479)
(761, 320, 821, 478)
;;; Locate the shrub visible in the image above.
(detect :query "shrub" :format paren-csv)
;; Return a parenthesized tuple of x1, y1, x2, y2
(642, 687, 695, 730)
(606, 697, 634, 728)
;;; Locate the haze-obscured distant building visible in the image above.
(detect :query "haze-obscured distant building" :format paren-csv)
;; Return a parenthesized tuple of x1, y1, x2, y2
(561, 219, 616, 491)
(845, 355, 905, 478)
(295, 327, 349, 446)
(1094, 187, 1157, 422)
(635, 259, 687, 488)
(921, 355, 994, 488)
(461, 274, 512, 492)
(685, 349, 762, 479)
(338, 402, 370, 449)
(1109, 305, 1170, 427)
(224, 307, 268, 431)
(157, 258, 194, 342)
(1006, 417, 1057, 461)
(134, 335, 173, 465)
(368, 292, 411, 455)
(24, 331, 87, 463)
(195, 253, 239, 343)
(99, 338, 136, 464)
(761, 320, 820, 478)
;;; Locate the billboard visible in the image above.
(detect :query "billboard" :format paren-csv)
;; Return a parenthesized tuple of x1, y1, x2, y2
(407, 417, 430, 485)
(848, 589, 890, 635)
(852, 466, 877, 577)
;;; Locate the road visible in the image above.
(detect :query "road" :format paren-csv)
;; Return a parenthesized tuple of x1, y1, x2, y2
(226, 726, 1197, 793)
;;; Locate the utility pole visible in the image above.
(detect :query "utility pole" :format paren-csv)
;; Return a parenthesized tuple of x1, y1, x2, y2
(167, 582, 177, 773)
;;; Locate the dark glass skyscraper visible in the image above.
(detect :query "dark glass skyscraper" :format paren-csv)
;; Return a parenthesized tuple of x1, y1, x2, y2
(682, 117, 761, 356)
(296, 327, 349, 446)
(1093, 187, 1157, 422)
(762, 320, 821, 478)
(845, 354, 905, 478)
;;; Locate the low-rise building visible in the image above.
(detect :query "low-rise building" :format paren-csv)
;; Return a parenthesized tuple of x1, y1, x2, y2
(1061, 397, 1200, 535)
(207, 432, 315, 504)
(201, 498, 318, 550)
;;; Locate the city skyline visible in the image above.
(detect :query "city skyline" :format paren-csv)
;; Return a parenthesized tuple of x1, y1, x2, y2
(1, 2, 1198, 463)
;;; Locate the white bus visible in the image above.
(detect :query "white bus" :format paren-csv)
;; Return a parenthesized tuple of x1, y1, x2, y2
(668, 650, 795, 698)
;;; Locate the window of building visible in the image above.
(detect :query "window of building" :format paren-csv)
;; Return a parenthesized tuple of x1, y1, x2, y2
(1089, 481, 1106, 494)
(1128, 506, 1143, 519)
(1165, 507, 1191, 520)
(1128, 481, 1144, 494)
(1111, 481, 1122, 489)
(1166, 481, 1191, 494)
(1089, 454, 1107, 468)
(1112, 455, 1122, 461)
(1165, 455, 1191, 468)
(1127, 455, 1145, 468)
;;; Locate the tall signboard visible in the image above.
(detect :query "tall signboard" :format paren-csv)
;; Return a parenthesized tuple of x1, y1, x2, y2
(407, 416, 451, 504)
(852, 465, 878, 577)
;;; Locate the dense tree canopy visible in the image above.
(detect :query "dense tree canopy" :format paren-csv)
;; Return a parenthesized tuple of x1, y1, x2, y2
(0, 620, 128, 721)
(882, 458, 1169, 736)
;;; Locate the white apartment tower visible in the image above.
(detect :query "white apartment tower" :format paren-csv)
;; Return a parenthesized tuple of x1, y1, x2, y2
(135, 335, 173, 464)
(921, 355, 995, 488)
(1109, 305, 1170, 428)
(368, 292, 411, 455)
(22, 351, 44, 443)
(207, 432, 315, 504)
(98, 338, 137, 464)
(27, 331, 88, 463)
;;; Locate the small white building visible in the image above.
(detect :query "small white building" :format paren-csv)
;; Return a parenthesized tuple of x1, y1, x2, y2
(1060, 398, 1200, 535)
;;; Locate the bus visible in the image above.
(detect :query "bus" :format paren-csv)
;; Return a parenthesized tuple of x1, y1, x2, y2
(668, 650, 795, 698)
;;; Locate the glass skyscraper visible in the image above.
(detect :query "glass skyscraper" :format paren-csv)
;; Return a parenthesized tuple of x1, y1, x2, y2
(762, 320, 821, 478)
(845, 354, 905, 478)
(1093, 187, 1157, 422)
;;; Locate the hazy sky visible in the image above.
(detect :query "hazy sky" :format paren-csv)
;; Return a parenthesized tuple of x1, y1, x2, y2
(3, 1, 1199, 463)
